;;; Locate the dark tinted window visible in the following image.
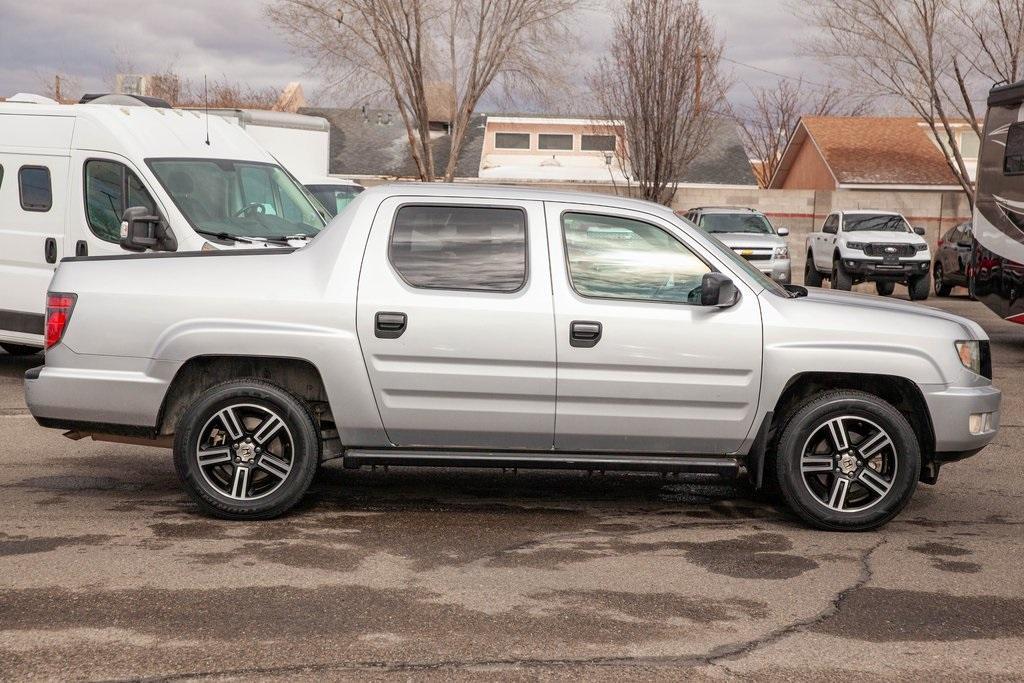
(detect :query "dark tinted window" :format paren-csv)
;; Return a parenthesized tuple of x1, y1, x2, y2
(85, 160, 157, 243)
(563, 212, 710, 304)
(390, 205, 527, 292)
(494, 133, 530, 150)
(539, 134, 573, 150)
(843, 213, 910, 232)
(581, 134, 616, 152)
(1005, 122, 1024, 175)
(307, 184, 363, 217)
(19, 166, 51, 211)
(699, 213, 774, 234)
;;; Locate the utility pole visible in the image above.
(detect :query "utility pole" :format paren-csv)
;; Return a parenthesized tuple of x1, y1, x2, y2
(694, 47, 703, 114)
(54, 75, 62, 103)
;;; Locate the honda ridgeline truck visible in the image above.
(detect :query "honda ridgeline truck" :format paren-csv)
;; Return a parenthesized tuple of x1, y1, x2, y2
(25, 185, 1000, 530)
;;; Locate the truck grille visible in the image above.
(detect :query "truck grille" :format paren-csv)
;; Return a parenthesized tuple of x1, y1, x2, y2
(731, 248, 773, 261)
(864, 243, 915, 257)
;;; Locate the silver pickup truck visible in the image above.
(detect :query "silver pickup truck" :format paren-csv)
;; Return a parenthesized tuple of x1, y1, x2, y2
(25, 185, 1001, 530)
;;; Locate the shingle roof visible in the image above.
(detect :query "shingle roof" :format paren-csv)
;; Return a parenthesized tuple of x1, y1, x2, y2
(681, 118, 758, 185)
(784, 116, 959, 187)
(299, 107, 486, 178)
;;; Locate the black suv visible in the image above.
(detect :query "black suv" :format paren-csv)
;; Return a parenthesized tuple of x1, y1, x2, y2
(933, 222, 973, 296)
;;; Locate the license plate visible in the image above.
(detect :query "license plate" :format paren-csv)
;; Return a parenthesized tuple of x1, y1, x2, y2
(882, 254, 900, 266)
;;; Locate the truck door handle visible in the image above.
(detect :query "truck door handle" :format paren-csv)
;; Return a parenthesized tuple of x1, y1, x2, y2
(44, 238, 57, 264)
(570, 320, 602, 348)
(75, 240, 88, 257)
(375, 311, 407, 339)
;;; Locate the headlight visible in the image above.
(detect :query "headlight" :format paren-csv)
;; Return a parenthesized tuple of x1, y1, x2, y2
(955, 340, 981, 374)
(914, 243, 929, 252)
(773, 246, 789, 259)
(845, 241, 866, 250)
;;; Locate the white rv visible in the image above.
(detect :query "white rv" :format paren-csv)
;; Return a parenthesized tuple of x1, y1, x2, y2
(201, 108, 364, 217)
(0, 94, 330, 354)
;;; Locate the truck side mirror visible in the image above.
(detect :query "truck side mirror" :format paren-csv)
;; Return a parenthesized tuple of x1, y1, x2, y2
(701, 273, 739, 308)
(120, 206, 177, 252)
(777, 226, 790, 236)
(913, 226, 926, 236)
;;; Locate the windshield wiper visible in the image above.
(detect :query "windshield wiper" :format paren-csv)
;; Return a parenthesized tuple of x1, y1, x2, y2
(195, 229, 260, 245)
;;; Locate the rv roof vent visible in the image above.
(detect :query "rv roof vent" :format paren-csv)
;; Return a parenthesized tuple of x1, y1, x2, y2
(7, 93, 59, 105)
(79, 93, 173, 108)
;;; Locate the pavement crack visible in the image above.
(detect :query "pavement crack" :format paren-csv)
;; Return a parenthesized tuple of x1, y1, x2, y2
(704, 535, 887, 669)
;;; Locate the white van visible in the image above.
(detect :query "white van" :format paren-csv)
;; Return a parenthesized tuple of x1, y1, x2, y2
(0, 94, 329, 354)
(201, 108, 364, 217)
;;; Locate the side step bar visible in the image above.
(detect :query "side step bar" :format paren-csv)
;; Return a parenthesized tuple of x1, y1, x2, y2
(343, 449, 742, 475)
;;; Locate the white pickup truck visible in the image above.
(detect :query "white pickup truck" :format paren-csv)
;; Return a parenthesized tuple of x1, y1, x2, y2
(804, 210, 932, 298)
(24, 185, 1000, 531)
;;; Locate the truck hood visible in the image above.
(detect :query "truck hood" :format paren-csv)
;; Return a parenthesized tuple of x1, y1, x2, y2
(712, 232, 785, 249)
(840, 231, 926, 245)
(796, 287, 987, 340)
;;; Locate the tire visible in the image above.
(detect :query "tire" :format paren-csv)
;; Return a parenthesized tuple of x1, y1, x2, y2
(804, 254, 823, 287)
(831, 259, 852, 291)
(173, 379, 321, 520)
(0, 343, 41, 356)
(875, 281, 895, 296)
(933, 263, 952, 297)
(774, 389, 920, 531)
(909, 273, 930, 301)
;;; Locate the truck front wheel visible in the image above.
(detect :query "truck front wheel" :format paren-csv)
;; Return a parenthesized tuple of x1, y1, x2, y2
(173, 379, 321, 520)
(774, 390, 919, 531)
(908, 273, 930, 301)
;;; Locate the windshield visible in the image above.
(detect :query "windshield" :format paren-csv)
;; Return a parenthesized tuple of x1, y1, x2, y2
(843, 214, 911, 232)
(699, 212, 775, 235)
(149, 159, 327, 240)
(307, 184, 364, 217)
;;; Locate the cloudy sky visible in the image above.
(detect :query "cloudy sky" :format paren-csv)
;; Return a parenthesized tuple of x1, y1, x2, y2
(0, 0, 827, 111)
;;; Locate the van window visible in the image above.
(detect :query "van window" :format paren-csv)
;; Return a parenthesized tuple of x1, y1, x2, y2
(19, 166, 52, 212)
(389, 205, 527, 292)
(85, 160, 158, 243)
(0, 165, 4, 189)
(562, 212, 710, 304)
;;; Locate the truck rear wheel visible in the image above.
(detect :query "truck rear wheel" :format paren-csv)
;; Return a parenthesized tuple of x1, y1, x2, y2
(173, 379, 321, 520)
(774, 390, 919, 531)
(804, 254, 823, 287)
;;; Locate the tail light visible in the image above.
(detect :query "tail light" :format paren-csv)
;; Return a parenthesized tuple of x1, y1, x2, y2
(44, 292, 77, 349)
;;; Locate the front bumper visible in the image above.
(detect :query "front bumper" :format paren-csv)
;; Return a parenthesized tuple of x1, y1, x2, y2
(922, 382, 1001, 460)
(839, 257, 930, 279)
(752, 258, 791, 283)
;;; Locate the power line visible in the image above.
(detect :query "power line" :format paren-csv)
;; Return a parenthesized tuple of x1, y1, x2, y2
(720, 56, 832, 89)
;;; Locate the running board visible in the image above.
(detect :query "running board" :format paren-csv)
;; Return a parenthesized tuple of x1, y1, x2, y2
(343, 449, 742, 475)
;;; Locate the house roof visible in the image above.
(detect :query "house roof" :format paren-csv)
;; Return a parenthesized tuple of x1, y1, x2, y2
(769, 116, 960, 189)
(681, 118, 758, 186)
(299, 107, 486, 178)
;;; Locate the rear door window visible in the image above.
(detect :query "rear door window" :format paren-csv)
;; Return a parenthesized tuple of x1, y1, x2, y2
(389, 205, 527, 292)
(19, 166, 52, 212)
(84, 160, 157, 242)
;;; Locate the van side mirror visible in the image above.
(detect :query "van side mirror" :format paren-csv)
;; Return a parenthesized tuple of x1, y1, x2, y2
(701, 273, 739, 307)
(120, 206, 177, 252)
(777, 226, 790, 236)
(913, 226, 926, 236)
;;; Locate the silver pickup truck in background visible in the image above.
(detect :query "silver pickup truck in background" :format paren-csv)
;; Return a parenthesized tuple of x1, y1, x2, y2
(25, 185, 1000, 530)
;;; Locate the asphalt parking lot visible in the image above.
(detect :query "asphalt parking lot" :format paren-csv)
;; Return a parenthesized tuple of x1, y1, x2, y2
(2, 287, 1023, 681)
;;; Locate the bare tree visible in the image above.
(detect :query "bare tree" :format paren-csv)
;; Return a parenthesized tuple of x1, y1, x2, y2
(802, 0, 1024, 206)
(591, 0, 725, 205)
(738, 78, 872, 187)
(268, 0, 581, 182)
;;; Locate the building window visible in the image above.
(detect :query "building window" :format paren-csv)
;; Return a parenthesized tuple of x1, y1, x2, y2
(85, 160, 158, 243)
(562, 212, 710, 304)
(538, 133, 574, 151)
(390, 205, 527, 292)
(494, 132, 530, 150)
(581, 135, 616, 152)
(959, 130, 980, 158)
(19, 166, 52, 212)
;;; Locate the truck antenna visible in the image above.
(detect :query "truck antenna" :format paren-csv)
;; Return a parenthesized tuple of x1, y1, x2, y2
(204, 74, 210, 146)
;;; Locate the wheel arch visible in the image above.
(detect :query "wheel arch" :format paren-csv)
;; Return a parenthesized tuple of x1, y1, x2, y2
(768, 371, 936, 482)
(157, 355, 333, 437)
